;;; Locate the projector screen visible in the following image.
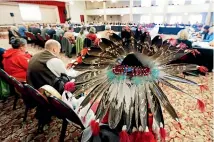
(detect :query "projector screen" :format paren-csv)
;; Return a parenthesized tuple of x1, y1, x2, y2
(19, 4, 42, 21)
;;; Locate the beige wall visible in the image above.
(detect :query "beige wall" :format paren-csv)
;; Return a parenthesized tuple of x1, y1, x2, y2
(121, 14, 130, 23)
(107, 15, 121, 22)
(0, 2, 60, 25)
(87, 15, 104, 23)
(68, 1, 85, 23)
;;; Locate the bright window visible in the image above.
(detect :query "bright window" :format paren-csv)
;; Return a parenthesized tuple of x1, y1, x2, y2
(189, 15, 202, 24)
(140, 15, 151, 23)
(154, 16, 164, 24)
(156, 0, 165, 6)
(191, 0, 205, 4)
(169, 16, 182, 24)
(19, 4, 41, 21)
(141, 0, 151, 7)
(173, 0, 185, 5)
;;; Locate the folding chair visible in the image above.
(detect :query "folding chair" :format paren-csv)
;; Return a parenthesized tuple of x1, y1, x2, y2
(24, 84, 51, 132)
(48, 96, 84, 142)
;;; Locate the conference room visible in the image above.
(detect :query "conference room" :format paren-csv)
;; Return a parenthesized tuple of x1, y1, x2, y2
(0, 0, 213, 142)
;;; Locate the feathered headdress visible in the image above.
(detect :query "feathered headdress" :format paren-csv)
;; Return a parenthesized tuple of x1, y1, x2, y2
(70, 32, 207, 141)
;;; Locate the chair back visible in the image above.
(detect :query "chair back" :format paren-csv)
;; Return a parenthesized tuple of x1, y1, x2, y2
(61, 37, 73, 57)
(25, 32, 37, 40)
(23, 84, 49, 107)
(45, 34, 50, 40)
(152, 35, 163, 48)
(59, 34, 63, 41)
(37, 33, 45, 41)
(0, 69, 11, 83)
(48, 96, 84, 129)
(83, 38, 92, 48)
(53, 34, 59, 41)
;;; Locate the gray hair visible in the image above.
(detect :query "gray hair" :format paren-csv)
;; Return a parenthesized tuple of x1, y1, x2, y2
(45, 39, 61, 51)
(178, 29, 189, 40)
(105, 25, 111, 30)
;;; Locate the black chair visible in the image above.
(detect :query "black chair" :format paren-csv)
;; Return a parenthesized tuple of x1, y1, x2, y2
(24, 84, 51, 132)
(36, 33, 45, 47)
(0, 69, 18, 109)
(8, 77, 37, 121)
(48, 96, 84, 142)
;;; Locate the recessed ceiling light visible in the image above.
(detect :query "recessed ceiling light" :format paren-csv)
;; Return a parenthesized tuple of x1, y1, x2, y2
(184, 12, 188, 15)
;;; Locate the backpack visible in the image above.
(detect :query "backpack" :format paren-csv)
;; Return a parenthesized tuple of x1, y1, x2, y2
(52, 73, 72, 94)
(0, 78, 10, 100)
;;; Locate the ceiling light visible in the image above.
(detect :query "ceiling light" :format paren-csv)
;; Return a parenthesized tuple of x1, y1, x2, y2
(184, 12, 188, 15)
(121, 14, 123, 16)
(111, 0, 116, 3)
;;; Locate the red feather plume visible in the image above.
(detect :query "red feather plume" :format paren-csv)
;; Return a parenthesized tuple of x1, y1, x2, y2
(199, 85, 209, 93)
(198, 66, 208, 73)
(119, 125, 130, 142)
(197, 99, 205, 112)
(90, 120, 100, 136)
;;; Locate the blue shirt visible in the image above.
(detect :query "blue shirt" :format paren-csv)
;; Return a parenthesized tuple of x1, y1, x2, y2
(203, 33, 214, 42)
(18, 26, 27, 37)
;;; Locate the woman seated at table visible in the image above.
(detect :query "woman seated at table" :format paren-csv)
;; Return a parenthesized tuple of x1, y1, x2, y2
(86, 27, 97, 43)
(203, 27, 214, 42)
(177, 29, 192, 48)
(2, 37, 31, 81)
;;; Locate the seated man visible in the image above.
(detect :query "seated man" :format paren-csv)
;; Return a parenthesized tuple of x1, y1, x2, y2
(56, 25, 65, 37)
(2, 38, 31, 81)
(18, 24, 27, 38)
(63, 27, 75, 44)
(197, 25, 209, 40)
(27, 40, 67, 90)
(47, 25, 56, 38)
(203, 27, 214, 42)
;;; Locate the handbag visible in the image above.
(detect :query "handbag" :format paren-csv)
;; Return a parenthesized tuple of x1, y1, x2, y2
(0, 79, 10, 99)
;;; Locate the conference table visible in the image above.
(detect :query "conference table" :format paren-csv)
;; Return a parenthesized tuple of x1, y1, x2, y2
(158, 27, 185, 35)
(191, 42, 213, 72)
(73, 25, 127, 33)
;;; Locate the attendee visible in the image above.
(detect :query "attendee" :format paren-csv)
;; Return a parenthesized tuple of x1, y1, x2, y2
(76, 27, 87, 54)
(2, 38, 31, 81)
(63, 27, 75, 43)
(27, 40, 67, 90)
(86, 27, 97, 42)
(30, 24, 41, 35)
(197, 25, 210, 40)
(134, 24, 143, 41)
(41, 24, 50, 39)
(56, 25, 65, 36)
(203, 27, 214, 42)
(99, 25, 113, 39)
(8, 26, 19, 39)
(121, 26, 131, 48)
(177, 29, 192, 48)
(47, 25, 56, 38)
(0, 48, 5, 69)
(18, 24, 27, 38)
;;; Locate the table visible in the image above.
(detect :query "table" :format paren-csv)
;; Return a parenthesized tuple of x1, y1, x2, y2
(73, 25, 125, 34)
(158, 27, 184, 35)
(191, 42, 213, 71)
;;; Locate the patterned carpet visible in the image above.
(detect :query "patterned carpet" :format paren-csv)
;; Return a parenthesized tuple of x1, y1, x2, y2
(0, 74, 213, 142)
(0, 96, 81, 142)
